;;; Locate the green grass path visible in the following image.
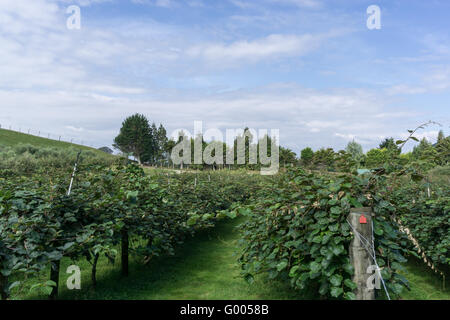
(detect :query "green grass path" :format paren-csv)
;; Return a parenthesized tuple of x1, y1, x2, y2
(13, 217, 449, 300)
(16, 217, 303, 300)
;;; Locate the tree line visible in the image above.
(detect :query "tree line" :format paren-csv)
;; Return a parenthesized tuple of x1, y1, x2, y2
(298, 133, 449, 172)
(113, 114, 449, 172)
(113, 113, 297, 170)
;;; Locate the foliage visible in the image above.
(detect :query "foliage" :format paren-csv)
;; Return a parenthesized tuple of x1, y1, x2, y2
(365, 148, 388, 169)
(312, 148, 335, 169)
(379, 137, 401, 154)
(237, 168, 411, 299)
(279, 147, 297, 167)
(0, 144, 115, 176)
(389, 181, 449, 269)
(300, 147, 314, 165)
(411, 138, 438, 169)
(113, 114, 154, 164)
(345, 141, 364, 165)
(0, 164, 263, 299)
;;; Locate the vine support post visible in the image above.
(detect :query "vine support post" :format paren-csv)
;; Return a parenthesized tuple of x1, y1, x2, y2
(49, 260, 61, 300)
(121, 228, 129, 277)
(91, 253, 100, 288)
(348, 207, 375, 300)
(0, 273, 8, 300)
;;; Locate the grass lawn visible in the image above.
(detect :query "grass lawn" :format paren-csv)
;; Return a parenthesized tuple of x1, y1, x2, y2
(399, 258, 449, 300)
(0, 128, 105, 155)
(9, 217, 449, 300)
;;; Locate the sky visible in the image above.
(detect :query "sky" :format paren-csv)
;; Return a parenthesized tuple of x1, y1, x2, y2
(0, 0, 449, 153)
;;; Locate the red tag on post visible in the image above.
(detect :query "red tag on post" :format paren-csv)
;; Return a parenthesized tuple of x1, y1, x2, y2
(359, 214, 367, 224)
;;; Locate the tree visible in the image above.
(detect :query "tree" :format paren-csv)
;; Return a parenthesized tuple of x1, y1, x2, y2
(141, 122, 158, 164)
(345, 140, 364, 164)
(412, 138, 438, 165)
(155, 124, 169, 164)
(435, 132, 450, 166)
(166, 139, 177, 166)
(334, 150, 354, 172)
(437, 130, 445, 143)
(379, 137, 400, 154)
(365, 148, 388, 168)
(233, 128, 257, 168)
(113, 114, 153, 164)
(300, 147, 314, 166)
(279, 147, 297, 167)
(312, 148, 336, 169)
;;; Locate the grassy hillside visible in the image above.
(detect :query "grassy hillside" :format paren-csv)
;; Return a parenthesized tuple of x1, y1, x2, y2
(0, 128, 107, 155)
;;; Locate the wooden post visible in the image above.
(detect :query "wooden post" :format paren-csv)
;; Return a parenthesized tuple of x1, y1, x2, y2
(121, 228, 129, 277)
(348, 207, 375, 300)
(91, 253, 100, 288)
(49, 260, 60, 300)
(0, 273, 8, 300)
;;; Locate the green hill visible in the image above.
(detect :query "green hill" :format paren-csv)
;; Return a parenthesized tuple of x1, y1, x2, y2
(0, 128, 108, 155)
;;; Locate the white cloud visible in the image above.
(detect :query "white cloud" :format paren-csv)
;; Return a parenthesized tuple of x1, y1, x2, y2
(0, 0, 445, 153)
(387, 66, 450, 95)
(267, 0, 321, 9)
(230, 0, 321, 9)
(187, 33, 326, 65)
(131, 0, 175, 7)
(55, 0, 113, 6)
(0, 81, 421, 152)
(386, 85, 427, 95)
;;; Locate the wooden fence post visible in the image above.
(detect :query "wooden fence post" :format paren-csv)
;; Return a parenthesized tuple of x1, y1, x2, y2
(348, 207, 375, 300)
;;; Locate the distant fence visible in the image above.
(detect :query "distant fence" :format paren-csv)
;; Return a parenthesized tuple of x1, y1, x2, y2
(0, 124, 97, 149)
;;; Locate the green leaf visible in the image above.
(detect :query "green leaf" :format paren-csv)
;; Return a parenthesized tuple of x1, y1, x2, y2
(330, 287, 344, 298)
(45, 280, 57, 287)
(309, 261, 321, 273)
(330, 274, 343, 287)
(319, 282, 329, 296)
(186, 216, 199, 226)
(331, 245, 344, 256)
(330, 206, 342, 216)
(344, 292, 356, 300)
(344, 278, 357, 290)
(62, 242, 75, 251)
(289, 266, 299, 277)
(343, 263, 354, 275)
(42, 286, 54, 296)
(276, 260, 288, 272)
(8, 281, 21, 291)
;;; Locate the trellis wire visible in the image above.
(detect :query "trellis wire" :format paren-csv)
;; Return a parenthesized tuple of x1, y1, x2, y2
(346, 219, 391, 300)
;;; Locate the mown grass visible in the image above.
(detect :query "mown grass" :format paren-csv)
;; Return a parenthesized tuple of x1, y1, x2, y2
(10, 217, 449, 300)
(0, 128, 106, 155)
(11, 217, 306, 300)
(399, 258, 449, 300)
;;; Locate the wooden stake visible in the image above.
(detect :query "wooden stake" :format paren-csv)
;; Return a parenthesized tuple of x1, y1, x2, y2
(348, 207, 375, 300)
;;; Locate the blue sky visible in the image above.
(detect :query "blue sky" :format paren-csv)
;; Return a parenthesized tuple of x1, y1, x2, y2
(0, 0, 449, 153)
